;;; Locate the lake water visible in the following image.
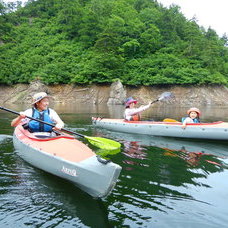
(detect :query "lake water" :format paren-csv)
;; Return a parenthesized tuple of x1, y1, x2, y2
(0, 103, 228, 227)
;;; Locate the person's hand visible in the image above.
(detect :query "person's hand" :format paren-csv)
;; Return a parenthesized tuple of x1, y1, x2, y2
(19, 112, 26, 119)
(182, 124, 186, 129)
(54, 123, 63, 130)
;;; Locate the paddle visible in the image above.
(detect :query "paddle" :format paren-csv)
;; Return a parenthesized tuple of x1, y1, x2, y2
(150, 92, 176, 122)
(0, 106, 121, 150)
(151, 92, 174, 104)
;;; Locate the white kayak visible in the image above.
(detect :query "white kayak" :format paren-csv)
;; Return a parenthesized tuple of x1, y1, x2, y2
(13, 125, 122, 198)
(92, 117, 228, 141)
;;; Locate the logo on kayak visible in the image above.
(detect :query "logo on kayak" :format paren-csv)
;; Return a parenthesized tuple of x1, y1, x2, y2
(61, 166, 77, 177)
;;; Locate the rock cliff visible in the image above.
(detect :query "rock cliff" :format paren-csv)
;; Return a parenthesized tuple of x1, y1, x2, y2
(0, 80, 228, 106)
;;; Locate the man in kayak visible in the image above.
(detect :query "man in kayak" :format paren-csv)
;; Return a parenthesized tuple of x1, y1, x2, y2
(11, 92, 64, 133)
(124, 97, 152, 121)
(181, 107, 201, 129)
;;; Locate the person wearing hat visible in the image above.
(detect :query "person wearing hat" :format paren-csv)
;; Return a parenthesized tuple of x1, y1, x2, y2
(11, 92, 64, 133)
(124, 97, 152, 121)
(181, 107, 201, 129)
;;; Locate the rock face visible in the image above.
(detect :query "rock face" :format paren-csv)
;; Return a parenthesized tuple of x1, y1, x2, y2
(125, 85, 228, 106)
(0, 81, 228, 106)
(107, 80, 126, 105)
(0, 80, 49, 104)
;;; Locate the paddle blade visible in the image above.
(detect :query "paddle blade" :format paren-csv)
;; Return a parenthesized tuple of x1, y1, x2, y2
(163, 118, 180, 122)
(96, 148, 121, 157)
(158, 92, 174, 101)
(85, 136, 121, 150)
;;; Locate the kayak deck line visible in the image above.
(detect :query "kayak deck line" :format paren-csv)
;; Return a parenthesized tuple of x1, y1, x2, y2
(125, 120, 226, 127)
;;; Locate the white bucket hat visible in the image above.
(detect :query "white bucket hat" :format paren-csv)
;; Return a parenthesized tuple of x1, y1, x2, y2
(32, 92, 50, 104)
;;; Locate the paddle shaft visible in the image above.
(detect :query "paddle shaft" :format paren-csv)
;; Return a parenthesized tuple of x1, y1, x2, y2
(0, 106, 84, 138)
(151, 99, 159, 105)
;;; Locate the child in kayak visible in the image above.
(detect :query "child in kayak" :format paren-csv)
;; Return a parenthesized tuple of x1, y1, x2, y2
(182, 107, 201, 129)
(124, 97, 152, 121)
(11, 92, 64, 132)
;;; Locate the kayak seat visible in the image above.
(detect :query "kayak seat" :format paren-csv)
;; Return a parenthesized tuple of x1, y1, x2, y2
(33, 132, 57, 139)
(34, 135, 52, 139)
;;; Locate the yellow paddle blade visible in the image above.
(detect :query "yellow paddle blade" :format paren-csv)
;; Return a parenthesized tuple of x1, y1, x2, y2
(96, 148, 121, 157)
(85, 136, 121, 150)
(163, 118, 180, 123)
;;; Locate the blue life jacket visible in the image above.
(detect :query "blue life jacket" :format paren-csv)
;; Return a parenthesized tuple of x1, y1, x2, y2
(28, 108, 54, 132)
(181, 117, 200, 123)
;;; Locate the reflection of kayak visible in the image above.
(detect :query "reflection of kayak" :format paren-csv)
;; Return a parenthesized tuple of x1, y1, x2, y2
(115, 133, 228, 157)
(33, 174, 111, 227)
(104, 132, 228, 157)
(13, 125, 121, 198)
(92, 117, 228, 140)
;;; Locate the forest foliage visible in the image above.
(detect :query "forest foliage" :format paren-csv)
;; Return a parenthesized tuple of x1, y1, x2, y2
(0, 0, 228, 86)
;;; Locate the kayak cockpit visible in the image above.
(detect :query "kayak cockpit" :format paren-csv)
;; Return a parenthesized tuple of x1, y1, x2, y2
(17, 125, 75, 141)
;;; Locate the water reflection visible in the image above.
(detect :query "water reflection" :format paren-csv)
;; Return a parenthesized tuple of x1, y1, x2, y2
(109, 158, 228, 227)
(0, 138, 19, 196)
(96, 129, 228, 226)
(23, 173, 111, 228)
(0, 135, 13, 141)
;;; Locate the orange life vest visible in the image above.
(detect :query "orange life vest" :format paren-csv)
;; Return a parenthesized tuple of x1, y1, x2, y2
(130, 114, 140, 121)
